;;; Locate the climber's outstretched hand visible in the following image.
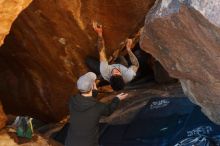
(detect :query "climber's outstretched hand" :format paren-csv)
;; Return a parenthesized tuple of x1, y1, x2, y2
(93, 21, 103, 37)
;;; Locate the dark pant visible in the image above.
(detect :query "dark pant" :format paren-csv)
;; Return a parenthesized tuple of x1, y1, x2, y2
(86, 57, 101, 75)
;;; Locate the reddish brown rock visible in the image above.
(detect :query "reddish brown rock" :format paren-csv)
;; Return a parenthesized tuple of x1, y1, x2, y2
(0, 0, 155, 121)
(140, 0, 220, 124)
(0, 102, 7, 129)
(0, 0, 32, 128)
(0, 0, 32, 46)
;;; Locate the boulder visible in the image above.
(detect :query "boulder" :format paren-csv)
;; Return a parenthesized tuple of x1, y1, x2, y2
(140, 0, 220, 124)
(0, 0, 155, 121)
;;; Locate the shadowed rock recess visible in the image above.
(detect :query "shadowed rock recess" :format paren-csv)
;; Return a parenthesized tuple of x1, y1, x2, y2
(0, 0, 32, 129)
(140, 0, 220, 124)
(0, 0, 155, 122)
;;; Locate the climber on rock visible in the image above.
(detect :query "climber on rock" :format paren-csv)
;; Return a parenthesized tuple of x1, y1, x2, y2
(92, 22, 139, 91)
(65, 72, 128, 146)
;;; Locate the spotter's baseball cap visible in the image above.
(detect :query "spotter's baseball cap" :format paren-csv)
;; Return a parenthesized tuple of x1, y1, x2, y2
(77, 72, 97, 93)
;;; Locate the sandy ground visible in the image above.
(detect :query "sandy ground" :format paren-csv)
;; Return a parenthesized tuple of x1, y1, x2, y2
(0, 129, 62, 146)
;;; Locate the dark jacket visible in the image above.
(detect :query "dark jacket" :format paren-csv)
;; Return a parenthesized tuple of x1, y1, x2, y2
(65, 94, 120, 146)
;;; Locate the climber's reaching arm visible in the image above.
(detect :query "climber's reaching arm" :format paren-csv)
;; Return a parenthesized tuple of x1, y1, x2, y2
(93, 22, 107, 62)
(126, 39, 139, 73)
(98, 35, 107, 62)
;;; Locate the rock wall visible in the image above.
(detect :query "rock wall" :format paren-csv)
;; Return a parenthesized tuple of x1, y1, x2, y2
(140, 0, 220, 124)
(0, 0, 155, 121)
(0, 102, 7, 129)
(0, 0, 32, 129)
(0, 0, 32, 46)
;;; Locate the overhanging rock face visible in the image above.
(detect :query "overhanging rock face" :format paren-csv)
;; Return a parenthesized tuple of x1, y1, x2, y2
(0, 0, 155, 121)
(140, 0, 220, 124)
(0, 0, 32, 129)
